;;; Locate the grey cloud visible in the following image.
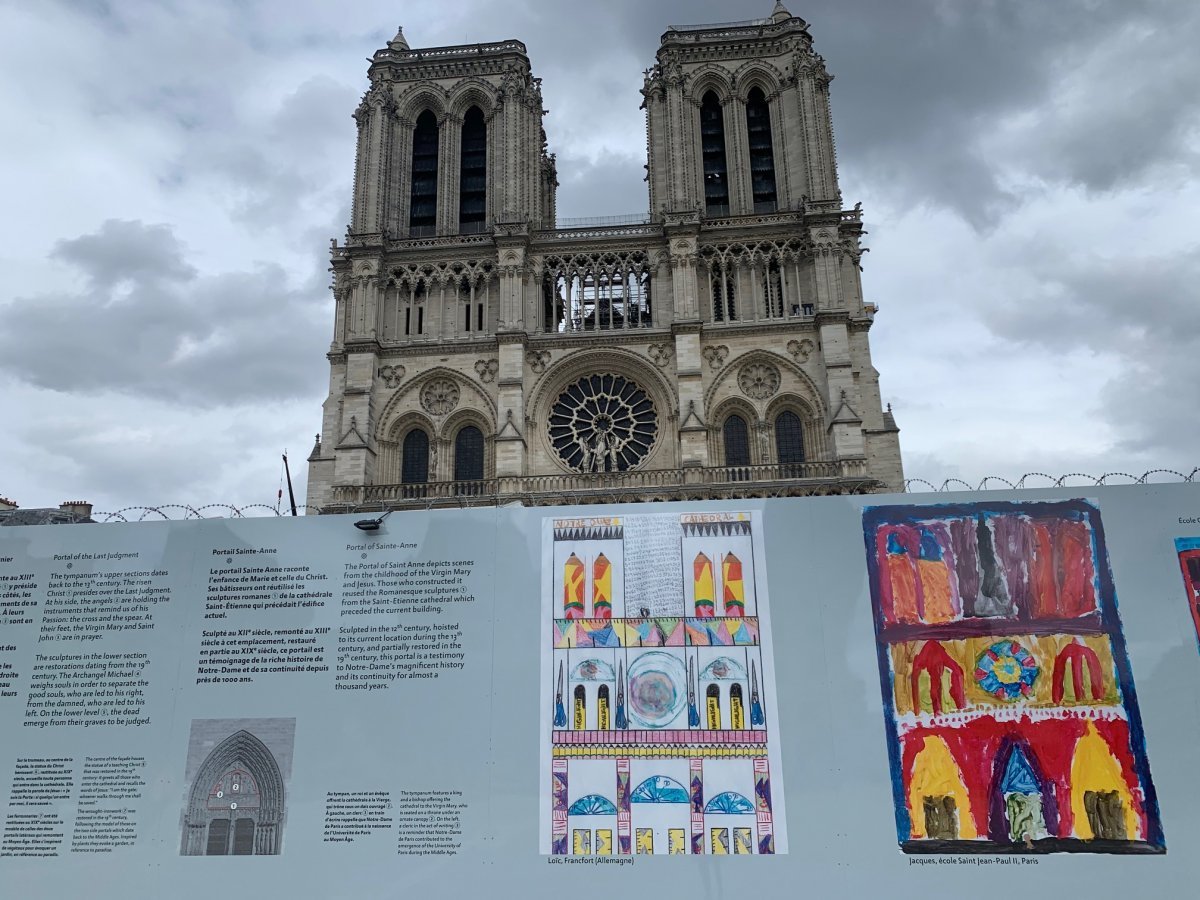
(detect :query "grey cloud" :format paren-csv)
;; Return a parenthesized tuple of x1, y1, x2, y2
(554, 151, 648, 219)
(53, 219, 196, 288)
(168, 76, 358, 228)
(982, 245, 1200, 463)
(0, 219, 330, 407)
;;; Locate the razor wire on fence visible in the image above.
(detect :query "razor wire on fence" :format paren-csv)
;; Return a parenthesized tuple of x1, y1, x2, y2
(902, 468, 1200, 493)
(92, 503, 322, 523)
(88, 468, 1200, 521)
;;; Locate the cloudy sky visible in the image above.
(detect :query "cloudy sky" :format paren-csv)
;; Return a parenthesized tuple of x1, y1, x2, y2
(1, 0, 1197, 516)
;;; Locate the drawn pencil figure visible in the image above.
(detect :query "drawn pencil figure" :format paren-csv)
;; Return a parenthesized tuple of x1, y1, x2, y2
(553, 662, 566, 728)
(687, 657, 700, 727)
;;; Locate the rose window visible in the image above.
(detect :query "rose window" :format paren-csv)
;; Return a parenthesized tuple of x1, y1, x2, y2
(420, 377, 460, 416)
(738, 362, 781, 400)
(548, 374, 657, 472)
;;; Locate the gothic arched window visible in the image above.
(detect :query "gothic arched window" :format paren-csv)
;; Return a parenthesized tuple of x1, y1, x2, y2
(745, 87, 777, 212)
(700, 92, 729, 215)
(409, 110, 439, 235)
(722, 415, 751, 467)
(459, 106, 487, 232)
(775, 410, 805, 467)
(401, 429, 430, 483)
(454, 425, 484, 482)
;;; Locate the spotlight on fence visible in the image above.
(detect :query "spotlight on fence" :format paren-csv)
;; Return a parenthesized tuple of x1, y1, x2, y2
(353, 510, 394, 531)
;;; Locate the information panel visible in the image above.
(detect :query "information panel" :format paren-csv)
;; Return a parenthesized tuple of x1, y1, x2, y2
(1, 485, 1199, 898)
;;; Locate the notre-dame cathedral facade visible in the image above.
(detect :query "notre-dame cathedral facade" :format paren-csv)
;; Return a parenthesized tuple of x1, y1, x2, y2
(307, 2, 903, 512)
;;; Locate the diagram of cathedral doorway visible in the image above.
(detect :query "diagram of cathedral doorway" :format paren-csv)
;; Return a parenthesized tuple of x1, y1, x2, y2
(179, 718, 295, 857)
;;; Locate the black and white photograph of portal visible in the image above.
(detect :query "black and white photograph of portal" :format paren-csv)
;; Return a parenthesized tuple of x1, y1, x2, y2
(179, 718, 296, 856)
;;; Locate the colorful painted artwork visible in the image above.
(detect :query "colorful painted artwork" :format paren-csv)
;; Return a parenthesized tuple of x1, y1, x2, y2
(1174, 538, 1200, 648)
(864, 500, 1163, 854)
(541, 512, 787, 855)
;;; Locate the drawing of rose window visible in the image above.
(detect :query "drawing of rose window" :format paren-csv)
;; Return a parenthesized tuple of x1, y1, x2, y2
(546, 513, 782, 856)
(864, 499, 1164, 854)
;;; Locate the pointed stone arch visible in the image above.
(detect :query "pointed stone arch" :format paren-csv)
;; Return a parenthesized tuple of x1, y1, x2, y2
(396, 84, 450, 124)
(708, 396, 761, 466)
(375, 366, 497, 441)
(703, 348, 825, 416)
(683, 65, 736, 105)
(731, 61, 785, 102)
(447, 78, 500, 120)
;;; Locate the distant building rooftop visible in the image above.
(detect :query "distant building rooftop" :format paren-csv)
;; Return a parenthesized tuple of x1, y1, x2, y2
(0, 500, 94, 526)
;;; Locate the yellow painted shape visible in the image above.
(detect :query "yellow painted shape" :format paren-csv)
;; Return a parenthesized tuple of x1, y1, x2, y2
(1070, 722, 1139, 840)
(694, 553, 715, 605)
(710, 827, 730, 854)
(668, 828, 686, 854)
(907, 735, 976, 839)
(593, 554, 612, 606)
(706, 694, 721, 729)
(596, 829, 612, 855)
(734, 827, 753, 854)
(731, 693, 745, 729)
(892, 635, 1121, 712)
(573, 828, 591, 855)
(573, 695, 586, 731)
(635, 828, 654, 854)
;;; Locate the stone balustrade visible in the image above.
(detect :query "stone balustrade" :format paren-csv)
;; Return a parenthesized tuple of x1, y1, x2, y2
(327, 460, 879, 511)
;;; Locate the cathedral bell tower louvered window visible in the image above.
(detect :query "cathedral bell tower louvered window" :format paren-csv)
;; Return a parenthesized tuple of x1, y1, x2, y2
(409, 110, 439, 236)
(458, 106, 487, 233)
(700, 92, 729, 216)
(745, 87, 776, 213)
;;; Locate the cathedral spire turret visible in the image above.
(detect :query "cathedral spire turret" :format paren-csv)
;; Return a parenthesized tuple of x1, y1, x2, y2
(387, 26, 409, 51)
(770, 1, 791, 23)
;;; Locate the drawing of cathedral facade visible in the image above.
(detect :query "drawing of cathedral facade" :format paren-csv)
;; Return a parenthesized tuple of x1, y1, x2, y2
(541, 512, 786, 855)
(864, 500, 1164, 854)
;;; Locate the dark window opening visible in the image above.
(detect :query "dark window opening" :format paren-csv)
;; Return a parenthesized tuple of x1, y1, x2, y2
(712, 275, 736, 322)
(722, 415, 751, 468)
(923, 797, 958, 841)
(409, 109, 439, 234)
(459, 106, 487, 231)
(401, 429, 429, 484)
(775, 410, 805, 469)
(700, 92, 729, 215)
(417, 305, 424, 335)
(206, 819, 230, 856)
(745, 87, 777, 212)
(232, 818, 255, 855)
(454, 425, 485, 488)
(763, 260, 783, 317)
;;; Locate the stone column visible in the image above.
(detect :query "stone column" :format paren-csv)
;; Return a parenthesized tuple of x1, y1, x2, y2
(494, 334, 527, 477)
(674, 322, 707, 469)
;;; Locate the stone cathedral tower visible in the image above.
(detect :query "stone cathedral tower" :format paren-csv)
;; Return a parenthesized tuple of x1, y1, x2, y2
(307, 3, 903, 512)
